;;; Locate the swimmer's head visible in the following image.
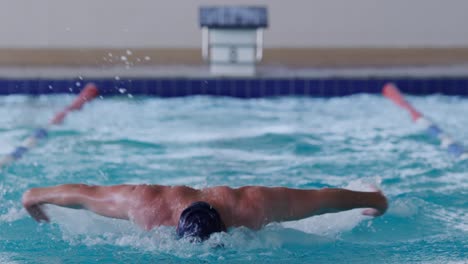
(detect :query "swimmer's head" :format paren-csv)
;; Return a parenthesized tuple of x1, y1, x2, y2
(176, 201, 226, 241)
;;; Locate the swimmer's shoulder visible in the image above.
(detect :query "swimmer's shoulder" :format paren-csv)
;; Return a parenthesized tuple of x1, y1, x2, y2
(202, 185, 266, 196)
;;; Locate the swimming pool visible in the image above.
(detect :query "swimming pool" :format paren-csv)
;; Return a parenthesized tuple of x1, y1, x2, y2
(0, 93, 466, 263)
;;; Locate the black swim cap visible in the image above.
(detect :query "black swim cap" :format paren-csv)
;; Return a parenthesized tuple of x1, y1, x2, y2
(177, 201, 226, 241)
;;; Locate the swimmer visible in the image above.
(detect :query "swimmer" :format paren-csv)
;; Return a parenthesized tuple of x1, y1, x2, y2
(22, 184, 388, 241)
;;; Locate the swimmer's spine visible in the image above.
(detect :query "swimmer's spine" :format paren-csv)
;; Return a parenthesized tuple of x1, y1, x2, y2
(382, 83, 468, 160)
(0, 83, 99, 168)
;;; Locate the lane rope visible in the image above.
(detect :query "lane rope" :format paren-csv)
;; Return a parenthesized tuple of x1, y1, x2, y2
(0, 83, 99, 169)
(383, 83, 467, 160)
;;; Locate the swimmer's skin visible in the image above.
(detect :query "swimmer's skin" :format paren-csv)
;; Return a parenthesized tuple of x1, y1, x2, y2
(22, 185, 388, 230)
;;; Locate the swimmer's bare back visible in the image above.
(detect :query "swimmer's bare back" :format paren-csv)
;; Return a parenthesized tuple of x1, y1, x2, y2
(22, 184, 388, 230)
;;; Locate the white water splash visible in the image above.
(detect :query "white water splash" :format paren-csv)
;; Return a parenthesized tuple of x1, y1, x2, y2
(0, 253, 20, 264)
(0, 207, 26, 222)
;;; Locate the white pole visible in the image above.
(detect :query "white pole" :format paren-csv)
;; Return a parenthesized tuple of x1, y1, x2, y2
(256, 29, 263, 62)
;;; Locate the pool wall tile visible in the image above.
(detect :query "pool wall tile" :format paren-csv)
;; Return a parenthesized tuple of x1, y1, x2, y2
(0, 77, 467, 97)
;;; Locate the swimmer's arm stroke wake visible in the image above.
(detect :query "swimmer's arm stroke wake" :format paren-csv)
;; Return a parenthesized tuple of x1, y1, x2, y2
(22, 184, 139, 223)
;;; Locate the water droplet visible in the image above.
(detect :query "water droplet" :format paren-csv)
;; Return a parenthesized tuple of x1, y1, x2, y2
(115, 76, 120, 80)
(144, 56, 151, 61)
(126, 50, 132, 55)
(128, 94, 133, 98)
(121, 56, 127, 61)
(75, 82, 81, 87)
(118, 88, 127, 94)
(48, 85, 53, 90)
(108, 53, 113, 57)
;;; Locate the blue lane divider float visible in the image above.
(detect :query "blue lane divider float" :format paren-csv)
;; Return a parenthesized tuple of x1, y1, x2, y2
(383, 83, 467, 160)
(9, 128, 48, 160)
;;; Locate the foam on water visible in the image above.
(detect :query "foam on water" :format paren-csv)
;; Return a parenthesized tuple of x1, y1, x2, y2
(44, 205, 342, 259)
(0, 94, 467, 263)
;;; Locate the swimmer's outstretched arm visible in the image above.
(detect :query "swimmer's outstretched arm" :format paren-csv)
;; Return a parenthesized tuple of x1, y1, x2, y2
(260, 187, 388, 224)
(22, 184, 138, 222)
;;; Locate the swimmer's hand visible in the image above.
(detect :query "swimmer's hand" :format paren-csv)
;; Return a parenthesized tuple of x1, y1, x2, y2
(25, 204, 49, 223)
(22, 190, 50, 223)
(361, 188, 388, 217)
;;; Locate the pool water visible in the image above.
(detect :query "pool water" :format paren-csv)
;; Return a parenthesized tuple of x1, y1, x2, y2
(0, 94, 466, 263)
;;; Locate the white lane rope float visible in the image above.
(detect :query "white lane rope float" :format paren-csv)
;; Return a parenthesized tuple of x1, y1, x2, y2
(383, 83, 467, 160)
(0, 83, 99, 169)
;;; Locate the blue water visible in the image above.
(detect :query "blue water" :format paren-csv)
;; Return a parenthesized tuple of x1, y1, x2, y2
(0, 94, 466, 263)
